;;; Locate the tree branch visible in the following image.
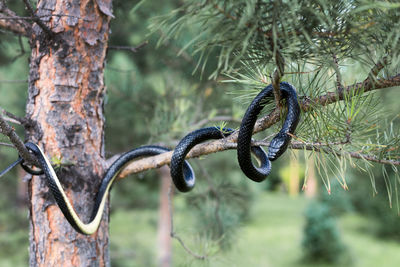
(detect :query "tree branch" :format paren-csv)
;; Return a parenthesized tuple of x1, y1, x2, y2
(0, 2, 31, 36)
(301, 72, 400, 111)
(114, 69, 400, 178)
(254, 140, 400, 166)
(108, 41, 149, 53)
(0, 112, 39, 166)
(0, 17, 28, 36)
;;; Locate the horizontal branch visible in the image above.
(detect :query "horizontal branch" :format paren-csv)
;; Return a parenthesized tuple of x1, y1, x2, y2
(301, 73, 400, 111)
(255, 141, 400, 166)
(116, 72, 400, 178)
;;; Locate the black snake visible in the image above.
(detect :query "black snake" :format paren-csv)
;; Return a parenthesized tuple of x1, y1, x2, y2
(2, 81, 300, 234)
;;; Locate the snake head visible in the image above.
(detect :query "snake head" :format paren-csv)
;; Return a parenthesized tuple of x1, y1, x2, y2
(268, 132, 291, 161)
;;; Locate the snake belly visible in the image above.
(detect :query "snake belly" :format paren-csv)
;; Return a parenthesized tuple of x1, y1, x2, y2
(24, 142, 194, 235)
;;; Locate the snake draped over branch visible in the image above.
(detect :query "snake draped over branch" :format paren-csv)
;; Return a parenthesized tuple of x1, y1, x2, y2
(1, 81, 300, 235)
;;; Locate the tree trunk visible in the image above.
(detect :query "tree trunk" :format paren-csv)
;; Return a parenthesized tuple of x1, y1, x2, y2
(157, 166, 172, 267)
(25, 0, 111, 265)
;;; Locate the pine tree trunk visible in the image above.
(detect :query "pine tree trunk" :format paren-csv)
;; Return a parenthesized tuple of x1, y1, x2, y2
(25, 0, 111, 265)
(157, 166, 172, 267)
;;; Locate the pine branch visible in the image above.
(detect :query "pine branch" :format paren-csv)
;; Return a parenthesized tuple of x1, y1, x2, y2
(254, 140, 400, 166)
(115, 71, 400, 178)
(301, 73, 400, 111)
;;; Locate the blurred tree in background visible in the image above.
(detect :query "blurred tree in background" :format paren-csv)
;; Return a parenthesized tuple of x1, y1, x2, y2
(1, 0, 400, 266)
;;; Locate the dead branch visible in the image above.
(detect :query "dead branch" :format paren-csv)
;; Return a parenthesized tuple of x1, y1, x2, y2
(0, 112, 39, 166)
(0, 1, 31, 36)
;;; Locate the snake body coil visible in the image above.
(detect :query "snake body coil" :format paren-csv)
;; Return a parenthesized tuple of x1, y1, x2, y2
(170, 127, 269, 192)
(237, 82, 300, 182)
(9, 81, 300, 235)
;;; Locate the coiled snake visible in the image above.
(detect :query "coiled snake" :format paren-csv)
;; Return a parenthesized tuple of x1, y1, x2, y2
(3, 81, 300, 235)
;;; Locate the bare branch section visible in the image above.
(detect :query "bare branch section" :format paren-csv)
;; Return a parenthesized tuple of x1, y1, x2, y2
(0, 112, 38, 166)
(255, 141, 400, 166)
(0, 17, 28, 35)
(117, 70, 400, 178)
(0, 1, 31, 36)
(301, 72, 400, 111)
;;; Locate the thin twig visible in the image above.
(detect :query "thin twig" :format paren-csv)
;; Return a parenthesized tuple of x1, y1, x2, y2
(195, 161, 224, 236)
(254, 140, 400, 166)
(108, 41, 149, 53)
(1, 109, 30, 126)
(0, 141, 14, 147)
(168, 182, 208, 260)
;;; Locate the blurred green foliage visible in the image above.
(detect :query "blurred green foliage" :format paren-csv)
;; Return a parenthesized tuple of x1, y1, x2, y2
(302, 200, 346, 263)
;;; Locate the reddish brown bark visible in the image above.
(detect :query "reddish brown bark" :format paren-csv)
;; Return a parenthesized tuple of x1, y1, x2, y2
(25, 0, 112, 266)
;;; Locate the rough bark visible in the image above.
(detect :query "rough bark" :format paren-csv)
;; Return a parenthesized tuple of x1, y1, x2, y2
(25, 0, 111, 266)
